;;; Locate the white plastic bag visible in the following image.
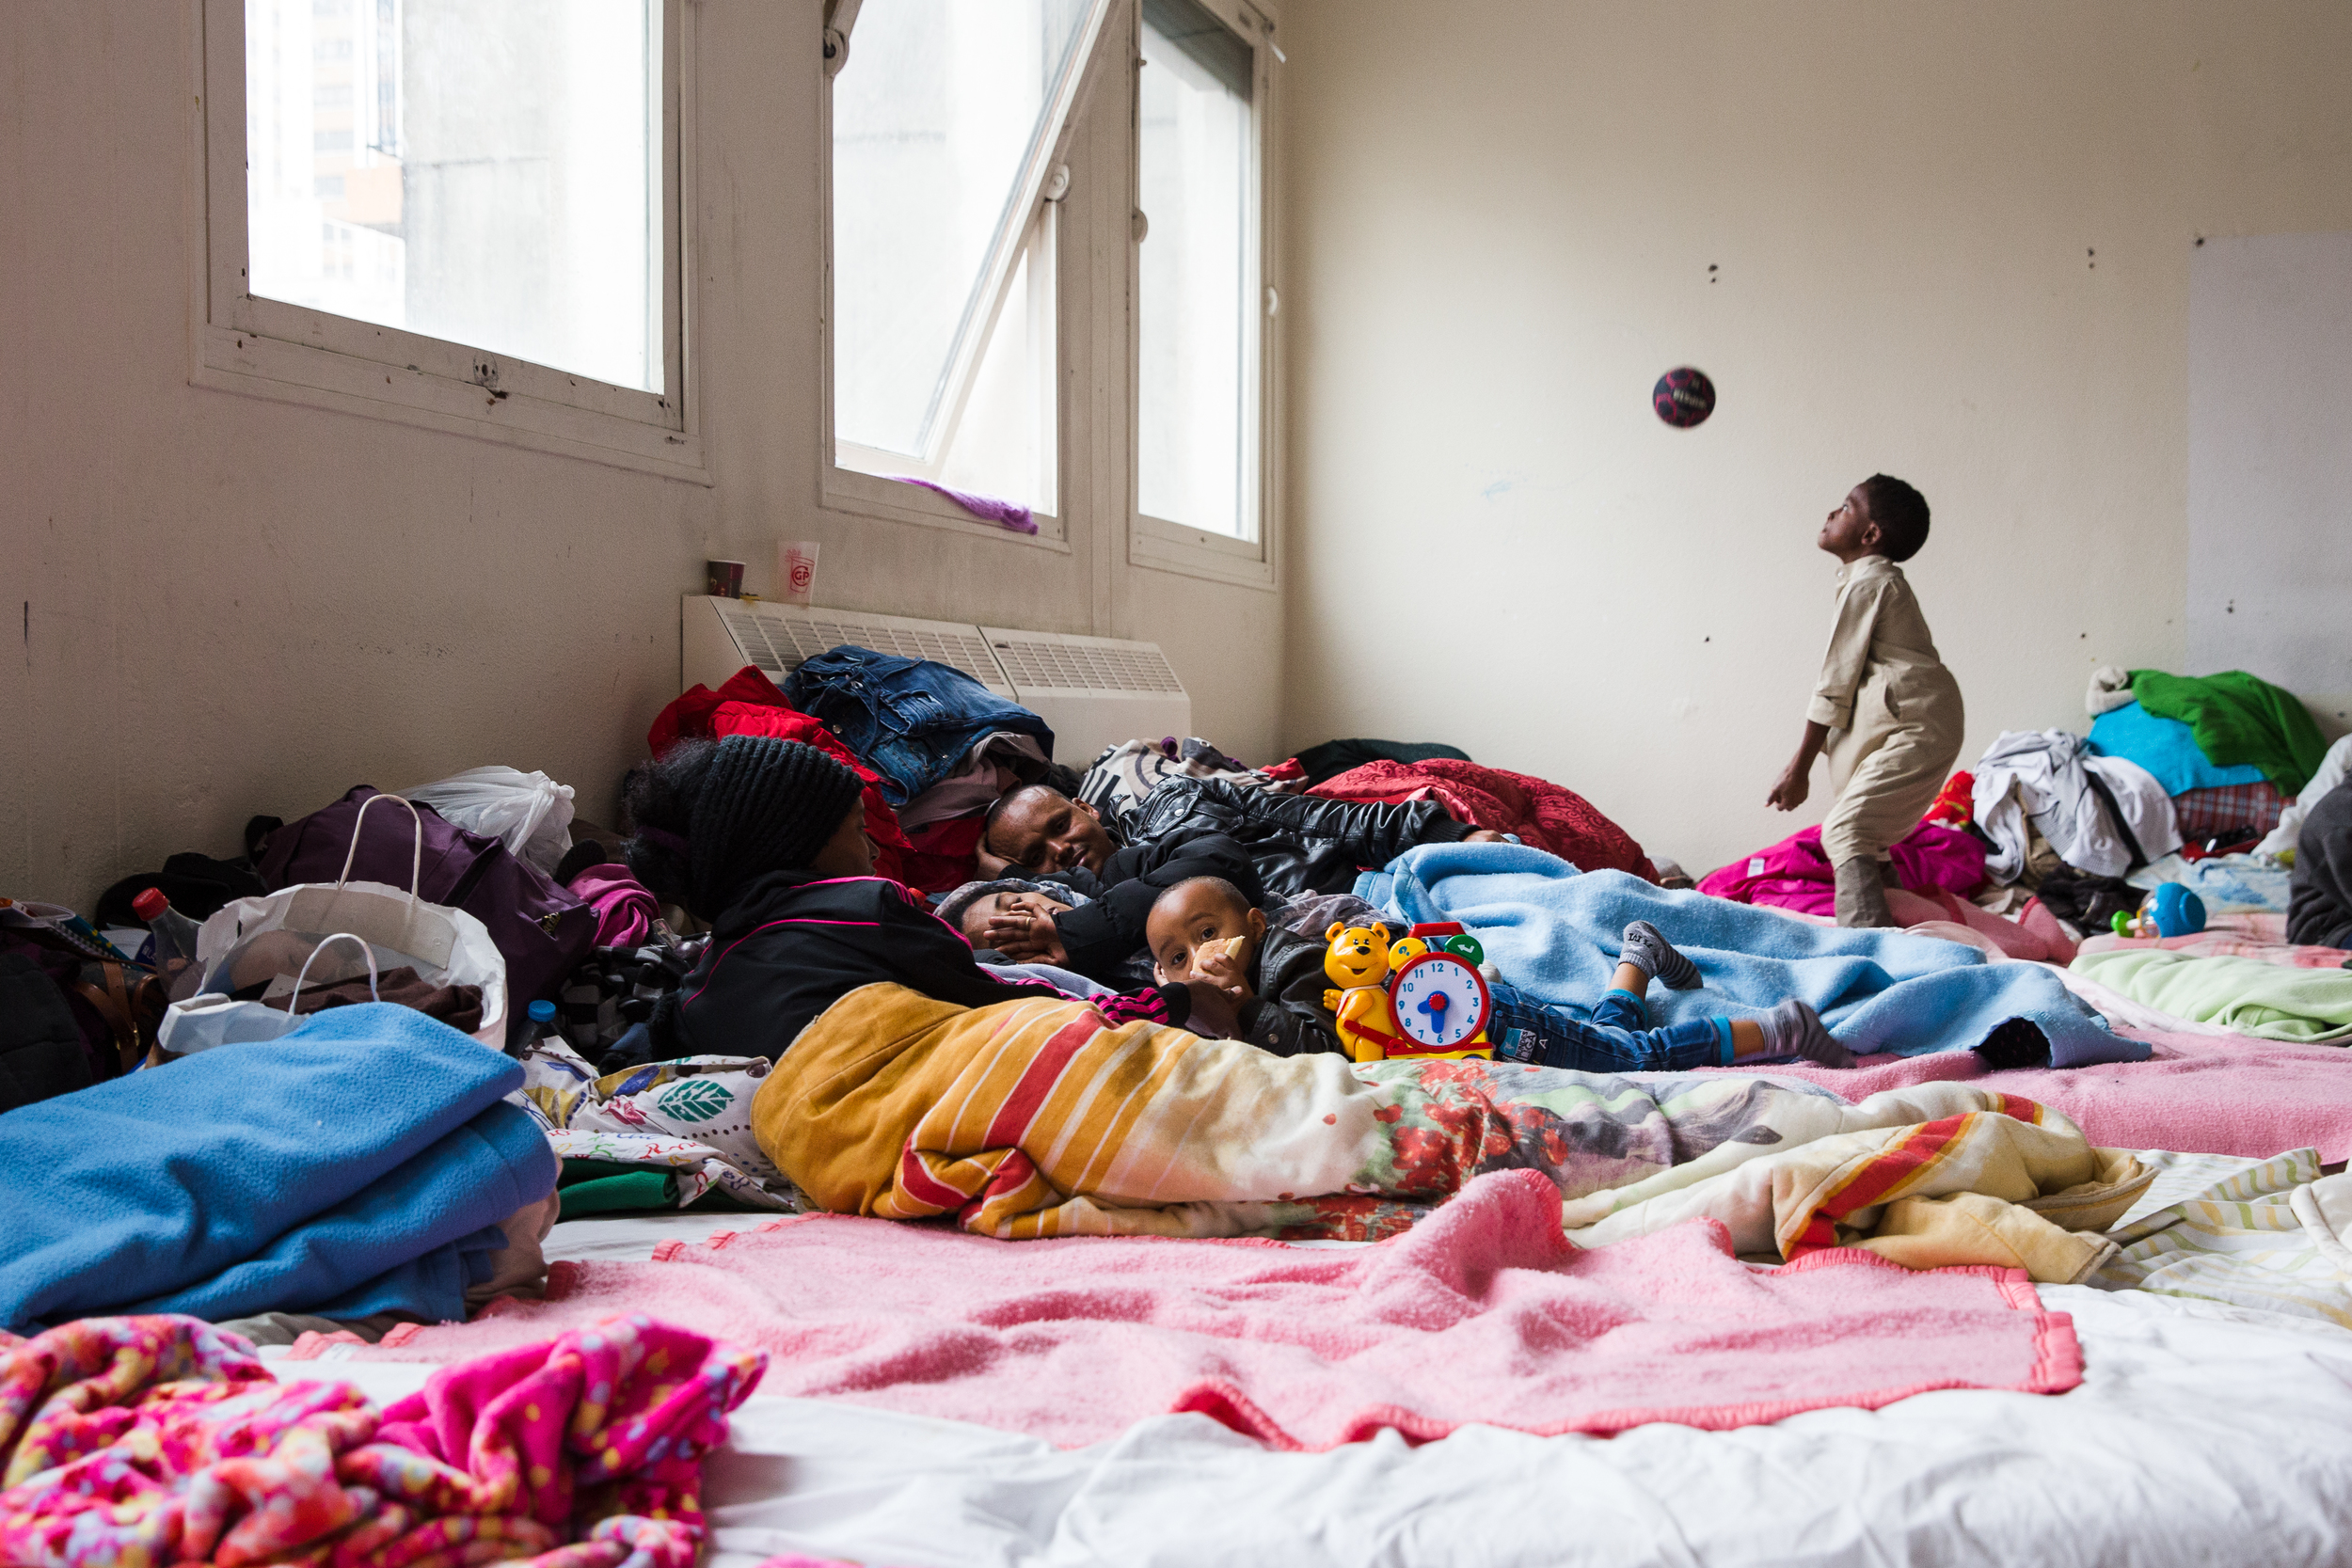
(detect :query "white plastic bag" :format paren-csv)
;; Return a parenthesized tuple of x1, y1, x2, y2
(157, 933, 383, 1054)
(160, 795, 509, 1054)
(2259, 734, 2352, 860)
(405, 766, 576, 874)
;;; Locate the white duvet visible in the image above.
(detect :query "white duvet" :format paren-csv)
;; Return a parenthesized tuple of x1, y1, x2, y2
(295, 1215, 2352, 1567)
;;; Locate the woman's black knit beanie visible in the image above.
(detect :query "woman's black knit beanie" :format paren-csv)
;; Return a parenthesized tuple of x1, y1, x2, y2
(626, 734, 866, 916)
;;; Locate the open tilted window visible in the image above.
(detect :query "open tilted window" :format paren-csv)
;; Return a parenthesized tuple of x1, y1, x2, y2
(825, 0, 1112, 540)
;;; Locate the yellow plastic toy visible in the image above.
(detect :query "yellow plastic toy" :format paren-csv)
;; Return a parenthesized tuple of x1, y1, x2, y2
(1320, 921, 1494, 1065)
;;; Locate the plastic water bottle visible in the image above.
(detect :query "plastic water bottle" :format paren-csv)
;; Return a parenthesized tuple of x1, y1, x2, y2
(516, 998, 558, 1053)
(132, 887, 205, 1001)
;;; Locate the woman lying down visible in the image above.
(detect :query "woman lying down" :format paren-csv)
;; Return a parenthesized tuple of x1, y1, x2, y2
(626, 736, 2139, 1275)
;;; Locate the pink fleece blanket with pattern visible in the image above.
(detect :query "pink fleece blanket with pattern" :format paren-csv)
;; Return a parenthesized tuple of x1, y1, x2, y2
(346, 1169, 2077, 1450)
(1698, 1026, 2352, 1161)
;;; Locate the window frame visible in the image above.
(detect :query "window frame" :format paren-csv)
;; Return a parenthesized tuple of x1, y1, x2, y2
(188, 0, 707, 485)
(1127, 0, 1279, 591)
(818, 2, 1120, 553)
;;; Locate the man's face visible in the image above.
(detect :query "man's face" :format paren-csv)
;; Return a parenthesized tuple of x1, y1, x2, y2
(959, 889, 1073, 943)
(989, 791, 1115, 874)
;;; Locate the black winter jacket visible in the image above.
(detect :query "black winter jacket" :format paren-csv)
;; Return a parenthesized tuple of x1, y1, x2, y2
(1042, 832, 1263, 982)
(661, 871, 1191, 1061)
(1124, 779, 1473, 902)
(2290, 784, 2352, 949)
(1231, 922, 1349, 1058)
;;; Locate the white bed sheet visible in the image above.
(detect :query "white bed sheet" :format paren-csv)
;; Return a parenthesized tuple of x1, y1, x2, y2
(307, 1215, 2352, 1566)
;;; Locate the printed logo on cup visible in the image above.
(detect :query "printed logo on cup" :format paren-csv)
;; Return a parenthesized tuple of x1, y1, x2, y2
(779, 542, 820, 608)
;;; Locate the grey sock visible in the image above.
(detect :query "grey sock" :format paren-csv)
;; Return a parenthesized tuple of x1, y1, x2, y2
(1620, 920, 1702, 990)
(1757, 999, 1855, 1069)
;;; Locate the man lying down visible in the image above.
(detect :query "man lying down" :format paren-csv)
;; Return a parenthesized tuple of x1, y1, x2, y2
(954, 776, 1511, 985)
(626, 735, 2145, 1279)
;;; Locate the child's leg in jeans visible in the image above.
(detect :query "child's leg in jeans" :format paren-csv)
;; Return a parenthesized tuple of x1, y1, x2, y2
(1490, 980, 1733, 1072)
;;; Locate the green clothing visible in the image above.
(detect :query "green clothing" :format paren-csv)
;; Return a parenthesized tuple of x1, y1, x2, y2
(2071, 948, 2352, 1044)
(554, 1157, 761, 1220)
(2130, 669, 2329, 798)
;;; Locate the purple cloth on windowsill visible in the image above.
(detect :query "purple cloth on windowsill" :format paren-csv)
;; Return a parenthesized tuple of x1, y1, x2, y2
(888, 478, 1040, 535)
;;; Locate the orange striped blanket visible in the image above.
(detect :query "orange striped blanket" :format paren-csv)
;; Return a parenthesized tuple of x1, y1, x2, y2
(750, 985, 2144, 1262)
(751, 985, 1399, 1238)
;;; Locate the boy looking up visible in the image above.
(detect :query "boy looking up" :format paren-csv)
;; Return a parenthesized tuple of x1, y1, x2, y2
(1768, 476, 1964, 927)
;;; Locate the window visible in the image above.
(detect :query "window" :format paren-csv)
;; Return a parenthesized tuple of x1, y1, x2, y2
(818, 0, 1279, 576)
(198, 0, 699, 481)
(827, 0, 1107, 527)
(1131, 0, 1275, 585)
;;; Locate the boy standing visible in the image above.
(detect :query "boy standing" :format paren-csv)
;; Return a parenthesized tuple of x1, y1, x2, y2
(1768, 476, 1964, 927)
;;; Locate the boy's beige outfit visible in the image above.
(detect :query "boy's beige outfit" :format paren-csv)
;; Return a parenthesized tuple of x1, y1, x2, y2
(1808, 555, 1964, 880)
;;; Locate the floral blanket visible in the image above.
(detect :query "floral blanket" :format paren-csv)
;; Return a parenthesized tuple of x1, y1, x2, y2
(748, 983, 2110, 1246)
(0, 1313, 762, 1568)
(512, 1038, 803, 1212)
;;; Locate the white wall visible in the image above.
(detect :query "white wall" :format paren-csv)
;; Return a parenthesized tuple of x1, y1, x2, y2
(0, 0, 1283, 911)
(2187, 231, 2352, 709)
(1278, 0, 2352, 879)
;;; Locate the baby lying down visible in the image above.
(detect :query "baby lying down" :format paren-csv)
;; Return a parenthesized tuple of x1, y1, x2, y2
(1142, 876, 1854, 1071)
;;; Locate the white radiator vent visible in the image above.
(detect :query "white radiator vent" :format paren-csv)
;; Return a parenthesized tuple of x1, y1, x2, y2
(682, 598, 1191, 767)
(693, 599, 1012, 695)
(983, 628, 1185, 695)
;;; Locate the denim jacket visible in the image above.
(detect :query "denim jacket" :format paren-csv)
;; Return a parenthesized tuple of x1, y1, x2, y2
(783, 645, 1056, 806)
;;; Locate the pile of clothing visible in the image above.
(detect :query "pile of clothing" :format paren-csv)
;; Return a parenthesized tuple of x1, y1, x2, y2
(1697, 667, 2349, 998)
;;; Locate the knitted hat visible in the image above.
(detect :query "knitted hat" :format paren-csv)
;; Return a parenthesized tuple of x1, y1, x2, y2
(634, 735, 866, 915)
(934, 877, 1090, 935)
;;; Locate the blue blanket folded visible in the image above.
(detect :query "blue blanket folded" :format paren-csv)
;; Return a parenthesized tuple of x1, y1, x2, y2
(2090, 700, 2266, 797)
(0, 1003, 556, 1330)
(1359, 844, 2144, 1069)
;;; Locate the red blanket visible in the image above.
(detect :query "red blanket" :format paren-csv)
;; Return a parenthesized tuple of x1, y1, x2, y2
(646, 666, 913, 882)
(1310, 759, 1654, 879)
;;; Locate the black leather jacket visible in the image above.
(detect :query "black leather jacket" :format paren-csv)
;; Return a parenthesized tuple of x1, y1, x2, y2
(1122, 778, 1472, 902)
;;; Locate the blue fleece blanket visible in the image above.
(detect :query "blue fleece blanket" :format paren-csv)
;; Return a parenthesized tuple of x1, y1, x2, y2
(0, 1004, 555, 1331)
(2090, 700, 2266, 796)
(1359, 844, 2144, 1069)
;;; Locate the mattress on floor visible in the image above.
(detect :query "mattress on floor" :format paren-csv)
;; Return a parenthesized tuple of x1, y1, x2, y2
(267, 1211, 2352, 1568)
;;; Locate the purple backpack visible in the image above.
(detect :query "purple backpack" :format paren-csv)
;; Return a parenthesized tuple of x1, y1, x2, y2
(254, 786, 595, 1043)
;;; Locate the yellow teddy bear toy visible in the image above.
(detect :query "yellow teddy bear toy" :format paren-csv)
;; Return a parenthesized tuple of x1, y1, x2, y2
(1320, 922, 1409, 1064)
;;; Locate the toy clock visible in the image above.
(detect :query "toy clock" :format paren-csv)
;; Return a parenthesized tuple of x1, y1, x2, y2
(1320, 919, 1495, 1065)
(1390, 946, 1492, 1054)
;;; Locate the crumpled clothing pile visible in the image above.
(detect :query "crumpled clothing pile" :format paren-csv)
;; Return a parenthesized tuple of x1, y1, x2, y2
(513, 1036, 803, 1212)
(0, 1311, 763, 1567)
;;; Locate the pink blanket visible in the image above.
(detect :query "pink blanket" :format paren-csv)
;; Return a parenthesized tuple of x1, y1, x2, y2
(1701, 820, 1986, 917)
(0, 1314, 763, 1568)
(349, 1170, 2077, 1450)
(1701, 1027, 2352, 1161)
(2076, 928, 2352, 970)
